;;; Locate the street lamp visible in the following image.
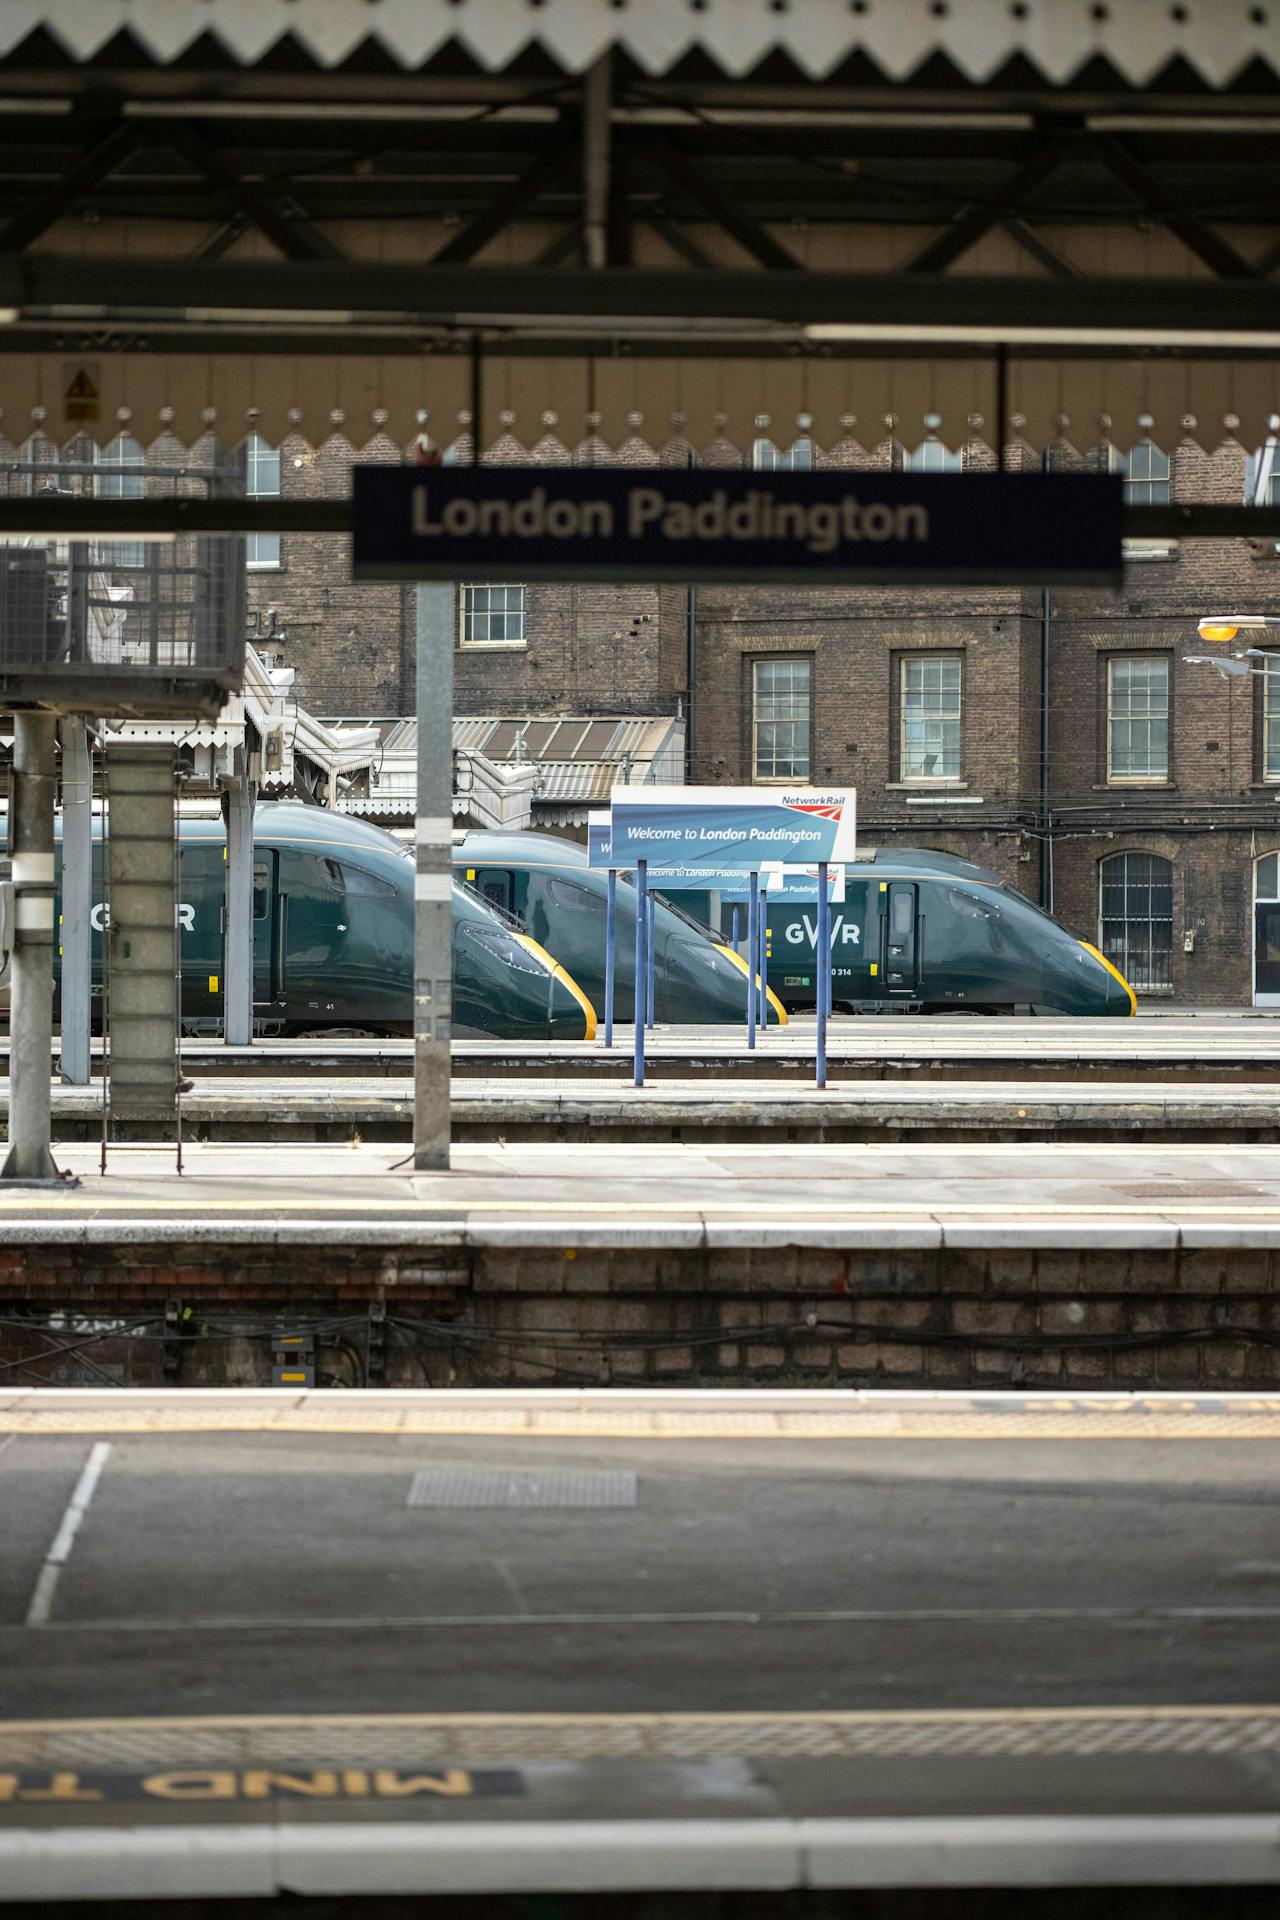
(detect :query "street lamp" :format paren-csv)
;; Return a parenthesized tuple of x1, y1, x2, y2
(1197, 614, 1280, 643)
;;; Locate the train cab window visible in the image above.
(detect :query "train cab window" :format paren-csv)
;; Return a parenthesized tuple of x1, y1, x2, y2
(316, 856, 395, 899)
(458, 921, 542, 975)
(945, 886, 996, 920)
(546, 876, 596, 912)
(252, 863, 270, 920)
(339, 862, 396, 900)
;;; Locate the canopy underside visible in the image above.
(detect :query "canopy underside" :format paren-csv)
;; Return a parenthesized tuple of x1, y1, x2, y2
(5, 352, 1277, 457)
(3, 1, 1278, 90)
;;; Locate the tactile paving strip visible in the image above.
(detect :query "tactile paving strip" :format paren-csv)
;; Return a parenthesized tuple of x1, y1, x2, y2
(3, 1710, 1280, 1768)
(407, 1468, 636, 1508)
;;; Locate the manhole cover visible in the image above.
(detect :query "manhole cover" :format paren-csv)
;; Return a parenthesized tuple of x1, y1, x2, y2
(407, 1469, 637, 1510)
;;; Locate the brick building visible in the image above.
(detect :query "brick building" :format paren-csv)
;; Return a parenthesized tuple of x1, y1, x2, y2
(690, 438, 1280, 1006)
(32, 423, 1280, 1006)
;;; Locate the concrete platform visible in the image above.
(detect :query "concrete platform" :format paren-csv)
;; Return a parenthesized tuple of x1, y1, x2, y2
(13, 1013, 1280, 1085)
(0, 1392, 1278, 1897)
(5, 1144, 1280, 1392)
(14, 1074, 1280, 1143)
(9, 1138, 1280, 1245)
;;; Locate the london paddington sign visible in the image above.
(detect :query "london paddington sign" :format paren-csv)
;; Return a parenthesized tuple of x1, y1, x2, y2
(352, 466, 1122, 586)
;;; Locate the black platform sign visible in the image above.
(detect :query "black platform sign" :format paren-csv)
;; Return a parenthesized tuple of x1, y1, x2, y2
(352, 466, 1123, 587)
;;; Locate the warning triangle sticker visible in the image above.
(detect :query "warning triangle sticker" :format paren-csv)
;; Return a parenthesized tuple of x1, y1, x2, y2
(64, 369, 98, 399)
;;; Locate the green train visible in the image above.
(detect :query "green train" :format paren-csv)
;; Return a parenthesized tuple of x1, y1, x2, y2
(715, 848, 1136, 1016)
(453, 829, 787, 1027)
(37, 803, 597, 1040)
(455, 834, 1136, 1019)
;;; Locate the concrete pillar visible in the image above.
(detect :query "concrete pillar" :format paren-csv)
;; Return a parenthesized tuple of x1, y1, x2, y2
(1, 712, 60, 1183)
(58, 717, 93, 1086)
(105, 744, 179, 1143)
(413, 583, 454, 1171)
(222, 762, 256, 1047)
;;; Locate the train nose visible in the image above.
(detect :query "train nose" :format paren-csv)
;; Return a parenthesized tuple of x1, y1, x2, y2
(1078, 941, 1138, 1016)
(547, 969, 597, 1040)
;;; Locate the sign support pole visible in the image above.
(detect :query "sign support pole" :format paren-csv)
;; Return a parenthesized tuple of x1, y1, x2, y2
(58, 717, 93, 1088)
(817, 863, 831, 1086)
(758, 887, 768, 1029)
(604, 866, 616, 1049)
(413, 582, 454, 1170)
(646, 891, 656, 1028)
(730, 905, 739, 952)
(633, 859, 647, 1087)
(747, 871, 758, 1051)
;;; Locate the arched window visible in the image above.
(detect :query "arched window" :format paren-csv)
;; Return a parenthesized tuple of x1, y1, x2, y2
(1099, 852, 1173, 991)
(1256, 853, 1280, 901)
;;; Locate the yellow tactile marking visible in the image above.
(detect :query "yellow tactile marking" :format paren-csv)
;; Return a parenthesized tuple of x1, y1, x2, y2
(3, 1405, 1280, 1437)
(2, 1705, 1280, 1767)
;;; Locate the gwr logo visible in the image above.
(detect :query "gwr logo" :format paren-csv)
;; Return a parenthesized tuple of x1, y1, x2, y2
(784, 916, 861, 949)
(89, 903, 196, 932)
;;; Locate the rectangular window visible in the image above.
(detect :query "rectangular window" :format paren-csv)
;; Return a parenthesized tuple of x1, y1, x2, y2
(899, 654, 962, 782)
(1107, 655, 1170, 783)
(460, 584, 526, 648)
(752, 657, 811, 782)
(751, 436, 814, 471)
(905, 441, 963, 474)
(1115, 442, 1171, 505)
(1264, 656, 1280, 782)
(93, 434, 145, 569)
(245, 435, 281, 569)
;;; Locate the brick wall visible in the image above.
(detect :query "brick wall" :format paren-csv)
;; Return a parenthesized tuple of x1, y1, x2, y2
(3, 1240, 1277, 1390)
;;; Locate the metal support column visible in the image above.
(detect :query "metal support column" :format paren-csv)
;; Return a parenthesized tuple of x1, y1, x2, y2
(582, 50, 612, 270)
(1, 712, 60, 1182)
(413, 583, 454, 1170)
(105, 744, 179, 1143)
(58, 717, 93, 1087)
(223, 762, 257, 1047)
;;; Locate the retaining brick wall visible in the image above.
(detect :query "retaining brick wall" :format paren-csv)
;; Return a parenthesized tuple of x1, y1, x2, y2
(3, 1243, 1277, 1390)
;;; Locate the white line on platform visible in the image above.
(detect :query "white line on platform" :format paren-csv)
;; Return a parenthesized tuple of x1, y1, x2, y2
(1, 1814, 1278, 1899)
(24, 1441, 110, 1629)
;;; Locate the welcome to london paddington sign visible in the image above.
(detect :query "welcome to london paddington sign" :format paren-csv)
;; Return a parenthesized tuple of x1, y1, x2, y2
(352, 467, 1123, 587)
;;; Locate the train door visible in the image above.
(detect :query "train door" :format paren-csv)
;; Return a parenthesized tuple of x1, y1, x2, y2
(252, 851, 278, 1010)
(1254, 853, 1280, 1005)
(469, 867, 515, 916)
(883, 880, 921, 995)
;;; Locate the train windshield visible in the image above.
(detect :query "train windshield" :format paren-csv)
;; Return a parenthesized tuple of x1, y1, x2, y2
(457, 920, 546, 977)
(650, 891, 717, 938)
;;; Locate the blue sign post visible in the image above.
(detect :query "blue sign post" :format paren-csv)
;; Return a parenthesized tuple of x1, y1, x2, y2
(747, 871, 758, 1052)
(758, 888, 768, 1032)
(646, 892, 656, 1029)
(634, 860, 648, 1087)
(604, 867, 616, 1050)
(817, 863, 830, 1088)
